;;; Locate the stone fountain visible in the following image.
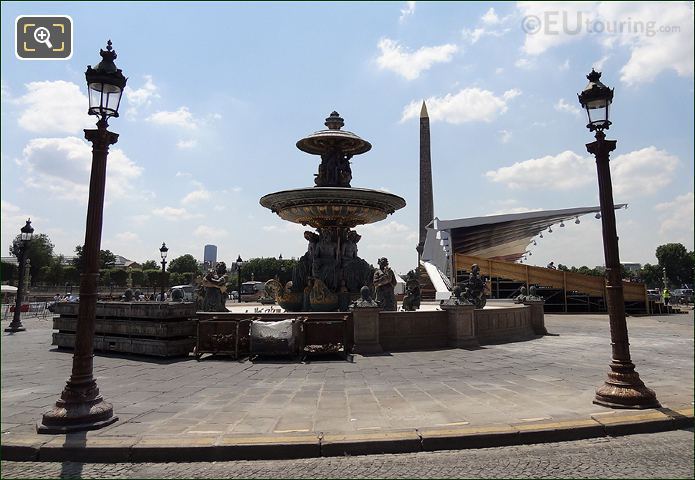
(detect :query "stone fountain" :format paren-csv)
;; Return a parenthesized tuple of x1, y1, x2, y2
(260, 112, 406, 311)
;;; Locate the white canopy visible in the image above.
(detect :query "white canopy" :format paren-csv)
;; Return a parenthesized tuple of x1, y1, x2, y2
(1, 285, 18, 293)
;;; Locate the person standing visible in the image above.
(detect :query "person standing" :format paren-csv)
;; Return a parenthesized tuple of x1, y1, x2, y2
(663, 288, 671, 306)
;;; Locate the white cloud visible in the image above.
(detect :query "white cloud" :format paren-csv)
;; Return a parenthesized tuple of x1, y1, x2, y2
(484, 145, 681, 197)
(175, 171, 192, 178)
(559, 59, 570, 71)
(462, 26, 510, 44)
(151, 206, 202, 220)
(593, 54, 610, 70)
(517, 2, 694, 85)
(176, 139, 197, 149)
(1, 200, 20, 213)
(181, 188, 211, 204)
(128, 214, 151, 225)
(401, 87, 521, 124)
(125, 75, 159, 115)
(654, 192, 694, 240)
(194, 225, 229, 239)
(554, 98, 581, 115)
(611, 146, 679, 197)
(499, 129, 512, 143)
(16, 81, 90, 134)
(1, 201, 37, 254)
(1, 79, 10, 102)
(462, 7, 511, 44)
(399, 1, 416, 23)
(481, 7, 500, 25)
(376, 38, 458, 80)
(19, 137, 142, 202)
(485, 150, 594, 190)
(146, 107, 198, 129)
(514, 57, 535, 69)
(115, 231, 139, 242)
(495, 67, 505, 75)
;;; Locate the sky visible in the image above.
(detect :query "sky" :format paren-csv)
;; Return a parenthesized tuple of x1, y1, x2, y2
(1, 1, 693, 275)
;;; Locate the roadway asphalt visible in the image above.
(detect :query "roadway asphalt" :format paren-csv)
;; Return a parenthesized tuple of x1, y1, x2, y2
(1, 309, 693, 462)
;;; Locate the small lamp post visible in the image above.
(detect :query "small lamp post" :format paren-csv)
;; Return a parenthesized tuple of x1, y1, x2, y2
(39, 41, 127, 433)
(236, 255, 244, 303)
(578, 69, 659, 409)
(6, 219, 34, 333)
(159, 242, 168, 301)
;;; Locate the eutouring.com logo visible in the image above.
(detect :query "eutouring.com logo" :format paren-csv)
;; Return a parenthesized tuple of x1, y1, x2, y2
(521, 11, 681, 37)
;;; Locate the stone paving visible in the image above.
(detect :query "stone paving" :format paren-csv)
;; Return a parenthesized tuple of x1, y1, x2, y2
(2, 429, 693, 478)
(1, 311, 693, 453)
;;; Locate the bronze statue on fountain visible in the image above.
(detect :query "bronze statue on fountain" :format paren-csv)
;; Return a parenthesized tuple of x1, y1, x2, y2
(260, 112, 406, 311)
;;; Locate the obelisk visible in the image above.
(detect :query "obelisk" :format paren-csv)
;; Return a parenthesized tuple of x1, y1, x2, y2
(417, 101, 434, 261)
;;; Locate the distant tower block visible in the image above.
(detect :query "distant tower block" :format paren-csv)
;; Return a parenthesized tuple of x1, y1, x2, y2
(417, 101, 434, 260)
(203, 244, 217, 267)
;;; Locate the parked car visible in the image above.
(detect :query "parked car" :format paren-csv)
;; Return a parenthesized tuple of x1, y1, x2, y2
(672, 288, 693, 304)
(646, 289, 661, 302)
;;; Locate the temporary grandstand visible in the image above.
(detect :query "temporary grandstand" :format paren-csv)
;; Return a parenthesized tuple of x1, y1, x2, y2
(420, 205, 656, 314)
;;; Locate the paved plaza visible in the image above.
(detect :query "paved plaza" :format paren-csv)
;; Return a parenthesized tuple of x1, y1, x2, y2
(1, 309, 693, 462)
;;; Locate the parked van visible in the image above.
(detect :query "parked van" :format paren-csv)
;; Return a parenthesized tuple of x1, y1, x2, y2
(168, 285, 195, 302)
(240, 281, 264, 302)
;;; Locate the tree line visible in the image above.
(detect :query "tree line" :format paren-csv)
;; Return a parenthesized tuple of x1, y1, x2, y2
(554, 243, 694, 288)
(4, 231, 691, 291)
(1, 233, 298, 290)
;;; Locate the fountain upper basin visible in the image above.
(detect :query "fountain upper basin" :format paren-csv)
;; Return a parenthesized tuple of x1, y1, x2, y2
(260, 187, 406, 228)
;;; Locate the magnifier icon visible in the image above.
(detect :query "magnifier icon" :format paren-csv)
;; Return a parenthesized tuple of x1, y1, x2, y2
(33, 27, 53, 49)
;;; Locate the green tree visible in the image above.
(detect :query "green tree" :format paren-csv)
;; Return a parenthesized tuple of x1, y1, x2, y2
(43, 255, 66, 285)
(656, 243, 694, 287)
(10, 233, 55, 284)
(63, 265, 80, 286)
(239, 257, 297, 283)
(143, 269, 162, 287)
(168, 254, 199, 274)
(636, 263, 663, 288)
(1, 261, 18, 284)
(131, 269, 145, 286)
(73, 245, 117, 272)
(110, 269, 128, 287)
(141, 260, 158, 270)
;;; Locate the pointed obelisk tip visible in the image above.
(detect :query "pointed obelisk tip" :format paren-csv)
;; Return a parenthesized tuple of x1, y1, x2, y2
(420, 101, 428, 118)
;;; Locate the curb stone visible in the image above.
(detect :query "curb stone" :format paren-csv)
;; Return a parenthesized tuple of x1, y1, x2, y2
(1, 408, 692, 462)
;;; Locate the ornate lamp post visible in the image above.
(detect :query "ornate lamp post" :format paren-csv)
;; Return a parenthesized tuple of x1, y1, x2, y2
(236, 255, 244, 303)
(38, 41, 126, 433)
(6, 219, 34, 333)
(578, 69, 659, 409)
(159, 242, 168, 301)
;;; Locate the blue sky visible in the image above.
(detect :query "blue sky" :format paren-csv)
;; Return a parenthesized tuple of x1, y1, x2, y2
(2, 1, 693, 274)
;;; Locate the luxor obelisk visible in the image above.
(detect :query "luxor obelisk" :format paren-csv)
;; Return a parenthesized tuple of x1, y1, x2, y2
(417, 101, 434, 261)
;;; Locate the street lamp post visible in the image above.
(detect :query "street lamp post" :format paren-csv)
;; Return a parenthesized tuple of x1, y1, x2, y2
(578, 69, 660, 409)
(160, 242, 168, 301)
(236, 255, 244, 303)
(38, 41, 127, 433)
(6, 219, 34, 333)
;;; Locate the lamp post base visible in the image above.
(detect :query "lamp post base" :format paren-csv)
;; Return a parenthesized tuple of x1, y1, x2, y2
(593, 360, 660, 409)
(37, 395, 118, 434)
(4, 326, 26, 333)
